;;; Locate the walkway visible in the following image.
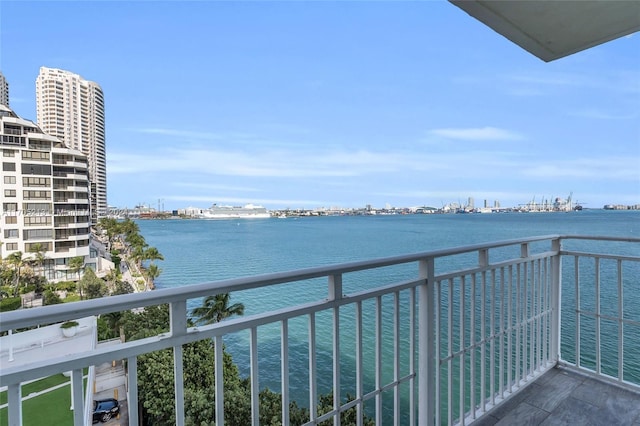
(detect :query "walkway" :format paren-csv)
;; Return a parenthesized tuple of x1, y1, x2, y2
(475, 366, 640, 426)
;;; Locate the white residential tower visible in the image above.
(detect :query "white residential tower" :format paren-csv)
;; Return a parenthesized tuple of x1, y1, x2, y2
(35, 67, 106, 222)
(1, 104, 93, 280)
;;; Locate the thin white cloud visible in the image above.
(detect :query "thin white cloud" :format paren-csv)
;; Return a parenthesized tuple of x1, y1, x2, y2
(429, 127, 523, 141)
(569, 109, 638, 120)
(522, 157, 639, 180)
(171, 182, 259, 192)
(162, 195, 327, 207)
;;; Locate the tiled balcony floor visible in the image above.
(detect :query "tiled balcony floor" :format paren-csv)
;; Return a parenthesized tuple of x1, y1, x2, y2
(474, 366, 640, 426)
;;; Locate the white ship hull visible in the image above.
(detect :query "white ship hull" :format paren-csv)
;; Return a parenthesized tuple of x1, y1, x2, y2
(199, 204, 270, 220)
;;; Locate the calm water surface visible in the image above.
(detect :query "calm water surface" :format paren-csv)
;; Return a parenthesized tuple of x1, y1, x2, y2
(137, 210, 639, 417)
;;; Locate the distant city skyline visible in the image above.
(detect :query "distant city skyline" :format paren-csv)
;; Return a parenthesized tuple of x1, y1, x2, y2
(1, 1, 638, 210)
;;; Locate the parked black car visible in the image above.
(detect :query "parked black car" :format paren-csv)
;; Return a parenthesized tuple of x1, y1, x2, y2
(92, 398, 120, 423)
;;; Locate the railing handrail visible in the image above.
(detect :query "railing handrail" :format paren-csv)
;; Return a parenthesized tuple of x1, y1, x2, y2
(0, 234, 562, 331)
(3, 234, 638, 332)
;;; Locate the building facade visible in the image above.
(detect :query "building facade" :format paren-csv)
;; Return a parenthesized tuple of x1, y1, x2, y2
(35, 67, 106, 222)
(0, 71, 9, 107)
(1, 104, 93, 280)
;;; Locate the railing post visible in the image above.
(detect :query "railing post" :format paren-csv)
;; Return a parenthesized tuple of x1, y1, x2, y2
(71, 368, 84, 426)
(128, 356, 139, 426)
(7, 384, 21, 426)
(550, 238, 562, 363)
(418, 258, 435, 426)
(329, 274, 342, 426)
(171, 300, 187, 426)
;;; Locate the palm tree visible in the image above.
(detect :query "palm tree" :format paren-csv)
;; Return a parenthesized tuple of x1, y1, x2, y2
(5, 251, 24, 297)
(68, 256, 85, 280)
(28, 243, 47, 278)
(191, 293, 245, 325)
(104, 267, 120, 293)
(143, 247, 164, 263)
(144, 264, 162, 290)
(98, 217, 120, 248)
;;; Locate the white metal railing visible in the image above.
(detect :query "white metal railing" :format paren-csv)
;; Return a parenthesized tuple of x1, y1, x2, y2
(0, 235, 638, 426)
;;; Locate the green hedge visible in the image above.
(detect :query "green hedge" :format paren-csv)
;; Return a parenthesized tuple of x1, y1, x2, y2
(0, 297, 21, 312)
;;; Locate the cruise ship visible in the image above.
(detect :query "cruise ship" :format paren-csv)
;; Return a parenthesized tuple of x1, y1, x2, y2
(199, 203, 270, 219)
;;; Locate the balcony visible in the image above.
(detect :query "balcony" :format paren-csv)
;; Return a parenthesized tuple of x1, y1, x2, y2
(1, 235, 639, 425)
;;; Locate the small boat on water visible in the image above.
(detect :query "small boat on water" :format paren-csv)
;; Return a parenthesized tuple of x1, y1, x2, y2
(199, 203, 270, 219)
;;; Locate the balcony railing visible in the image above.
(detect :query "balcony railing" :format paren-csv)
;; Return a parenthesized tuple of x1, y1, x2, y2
(1, 235, 638, 426)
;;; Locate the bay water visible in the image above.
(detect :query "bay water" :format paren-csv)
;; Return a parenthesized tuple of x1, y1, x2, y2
(137, 210, 639, 419)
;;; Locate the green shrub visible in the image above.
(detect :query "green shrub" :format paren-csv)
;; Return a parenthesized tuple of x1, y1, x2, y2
(0, 297, 21, 312)
(55, 281, 76, 292)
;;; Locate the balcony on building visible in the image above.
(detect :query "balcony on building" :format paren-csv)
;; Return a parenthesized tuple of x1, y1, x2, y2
(1, 235, 639, 426)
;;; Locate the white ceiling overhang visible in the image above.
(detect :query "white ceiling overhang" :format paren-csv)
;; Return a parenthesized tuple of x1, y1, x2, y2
(449, 0, 640, 62)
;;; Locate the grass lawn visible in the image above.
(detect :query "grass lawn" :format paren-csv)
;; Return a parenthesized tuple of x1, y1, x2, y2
(0, 375, 88, 426)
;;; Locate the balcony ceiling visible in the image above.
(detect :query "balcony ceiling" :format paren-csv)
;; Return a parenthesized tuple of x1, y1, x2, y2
(449, 0, 640, 62)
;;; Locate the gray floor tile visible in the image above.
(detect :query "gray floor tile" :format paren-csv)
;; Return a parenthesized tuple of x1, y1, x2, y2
(525, 371, 583, 412)
(495, 402, 550, 426)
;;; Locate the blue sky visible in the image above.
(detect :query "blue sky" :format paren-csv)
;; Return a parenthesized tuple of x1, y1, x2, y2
(1, 1, 638, 210)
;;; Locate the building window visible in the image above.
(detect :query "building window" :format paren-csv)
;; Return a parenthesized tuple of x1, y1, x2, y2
(5, 216, 17, 224)
(21, 163, 51, 175)
(25, 216, 52, 226)
(4, 229, 19, 239)
(3, 149, 15, 157)
(23, 177, 50, 187)
(22, 151, 50, 161)
(24, 229, 53, 240)
(3, 202, 18, 212)
(4, 175, 16, 184)
(5, 243, 18, 251)
(25, 242, 52, 252)
(2, 162, 16, 171)
(4, 189, 16, 197)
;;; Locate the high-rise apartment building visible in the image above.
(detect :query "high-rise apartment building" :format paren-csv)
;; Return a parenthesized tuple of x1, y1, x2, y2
(35, 67, 106, 222)
(0, 71, 9, 107)
(0, 104, 92, 280)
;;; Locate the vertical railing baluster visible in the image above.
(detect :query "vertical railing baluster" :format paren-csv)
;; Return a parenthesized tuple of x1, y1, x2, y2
(250, 327, 259, 425)
(460, 275, 466, 425)
(617, 259, 624, 382)
(595, 257, 601, 375)
(356, 300, 364, 426)
(409, 287, 416, 426)
(470, 273, 476, 420)
(507, 265, 513, 393)
(215, 335, 224, 426)
(436, 279, 441, 426)
(447, 279, 453, 426)
(529, 260, 534, 377)
(523, 260, 529, 379)
(479, 249, 487, 413)
(575, 255, 580, 367)
(499, 267, 505, 399)
(281, 319, 290, 426)
(170, 301, 187, 426)
(376, 295, 383, 425)
(394, 291, 401, 426)
(309, 313, 318, 423)
(128, 356, 139, 426)
(535, 259, 541, 371)
(550, 239, 562, 364)
(515, 263, 521, 385)
(543, 258, 547, 366)
(490, 269, 495, 406)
